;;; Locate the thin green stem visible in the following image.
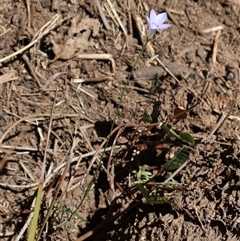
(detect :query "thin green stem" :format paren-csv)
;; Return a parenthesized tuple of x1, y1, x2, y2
(71, 39, 150, 218)
(112, 39, 150, 122)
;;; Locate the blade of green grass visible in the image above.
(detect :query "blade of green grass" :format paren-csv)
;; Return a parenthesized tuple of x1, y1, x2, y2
(27, 182, 43, 241)
(28, 89, 58, 240)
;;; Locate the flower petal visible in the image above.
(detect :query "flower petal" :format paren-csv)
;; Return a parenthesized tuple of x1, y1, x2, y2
(146, 16, 151, 26)
(154, 12, 167, 27)
(149, 9, 157, 22)
(146, 10, 170, 38)
(158, 23, 171, 30)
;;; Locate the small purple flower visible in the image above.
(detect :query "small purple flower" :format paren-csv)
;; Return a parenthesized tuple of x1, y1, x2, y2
(146, 9, 171, 38)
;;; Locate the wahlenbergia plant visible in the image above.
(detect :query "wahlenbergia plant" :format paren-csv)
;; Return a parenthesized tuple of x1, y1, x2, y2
(72, 8, 171, 224)
(146, 9, 171, 39)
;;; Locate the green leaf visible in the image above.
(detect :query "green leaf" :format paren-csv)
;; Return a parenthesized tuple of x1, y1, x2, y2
(165, 147, 190, 171)
(179, 132, 195, 145)
(161, 123, 181, 140)
(135, 165, 153, 183)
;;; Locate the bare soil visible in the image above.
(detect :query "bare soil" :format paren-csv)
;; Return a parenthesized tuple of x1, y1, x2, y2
(0, 0, 240, 240)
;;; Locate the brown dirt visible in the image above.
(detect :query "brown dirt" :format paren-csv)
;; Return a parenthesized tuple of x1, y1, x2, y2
(0, 0, 240, 240)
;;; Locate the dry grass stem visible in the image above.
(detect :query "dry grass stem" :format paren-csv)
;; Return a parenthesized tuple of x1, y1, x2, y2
(0, 72, 18, 84)
(25, 0, 31, 29)
(42, 145, 125, 188)
(19, 161, 36, 182)
(66, 126, 83, 192)
(95, 0, 110, 30)
(133, 13, 154, 56)
(39, 90, 58, 191)
(106, 127, 124, 199)
(15, 210, 34, 241)
(0, 231, 15, 237)
(104, 2, 118, 28)
(21, 53, 42, 87)
(0, 111, 79, 144)
(76, 85, 97, 99)
(163, 159, 190, 184)
(207, 112, 230, 139)
(76, 53, 116, 74)
(0, 14, 63, 65)
(200, 25, 224, 34)
(0, 144, 51, 152)
(156, 57, 180, 84)
(166, 8, 184, 15)
(106, 0, 127, 36)
(212, 30, 221, 66)
(0, 182, 38, 189)
(42, 72, 66, 90)
(0, 2, 239, 239)
(127, 0, 133, 35)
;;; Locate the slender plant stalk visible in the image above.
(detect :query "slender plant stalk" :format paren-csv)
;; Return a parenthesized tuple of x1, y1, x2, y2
(70, 39, 150, 218)
(27, 89, 58, 241)
(27, 184, 43, 241)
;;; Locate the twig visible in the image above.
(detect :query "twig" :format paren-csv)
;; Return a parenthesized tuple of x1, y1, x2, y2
(25, 0, 31, 30)
(194, 195, 206, 233)
(80, 121, 162, 185)
(127, 0, 133, 35)
(200, 25, 224, 34)
(37, 151, 73, 238)
(15, 208, 34, 241)
(80, 122, 140, 186)
(0, 72, 18, 84)
(156, 57, 180, 84)
(72, 76, 109, 83)
(95, 0, 110, 30)
(19, 161, 36, 182)
(80, 137, 108, 186)
(163, 159, 190, 183)
(104, 2, 118, 27)
(79, 126, 107, 174)
(0, 146, 126, 191)
(0, 182, 38, 189)
(65, 145, 126, 192)
(207, 112, 230, 139)
(130, 5, 154, 56)
(40, 89, 58, 180)
(41, 72, 66, 90)
(21, 53, 42, 88)
(166, 8, 184, 15)
(66, 125, 81, 192)
(212, 30, 221, 66)
(106, 0, 127, 36)
(0, 231, 15, 237)
(76, 84, 97, 99)
(205, 93, 235, 141)
(0, 111, 79, 144)
(75, 91, 87, 115)
(75, 53, 115, 74)
(0, 144, 51, 152)
(106, 126, 125, 199)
